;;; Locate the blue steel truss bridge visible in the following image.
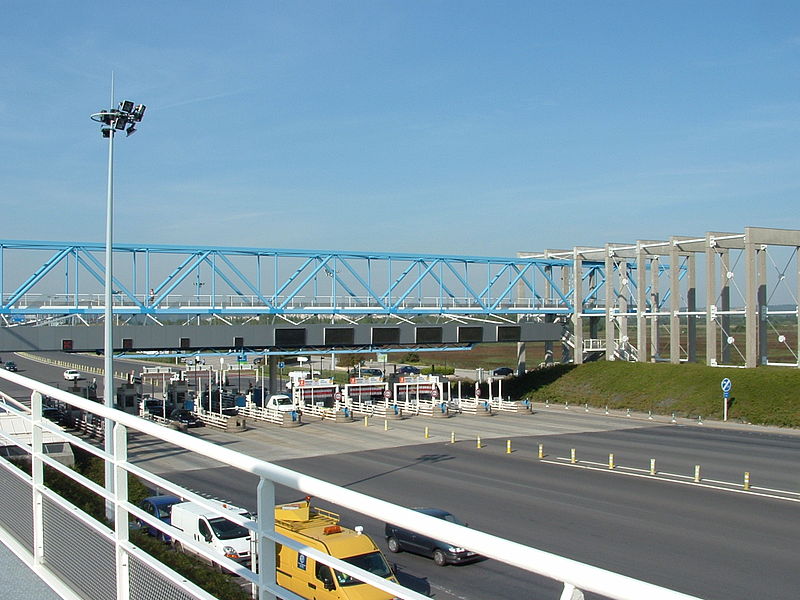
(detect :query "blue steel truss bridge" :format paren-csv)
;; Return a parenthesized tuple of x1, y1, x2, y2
(0, 226, 797, 368)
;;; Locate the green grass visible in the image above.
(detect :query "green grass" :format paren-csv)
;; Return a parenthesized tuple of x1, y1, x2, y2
(510, 362, 800, 428)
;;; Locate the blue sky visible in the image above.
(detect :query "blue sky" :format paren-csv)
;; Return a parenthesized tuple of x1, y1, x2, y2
(2, 1, 799, 257)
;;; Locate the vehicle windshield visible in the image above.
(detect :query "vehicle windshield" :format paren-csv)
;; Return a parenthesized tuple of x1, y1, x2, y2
(437, 513, 465, 526)
(208, 513, 251, 540)
(335, 551, 393, 587)
(155, 502, 178, 519)
(275, 397, 292, 405)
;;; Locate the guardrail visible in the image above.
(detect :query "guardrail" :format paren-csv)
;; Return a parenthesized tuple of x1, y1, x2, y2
(0, 368, 706, 600)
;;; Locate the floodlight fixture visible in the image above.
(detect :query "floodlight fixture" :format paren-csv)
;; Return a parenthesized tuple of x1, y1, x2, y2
(119, 100, 134, 113)
(132, 104, 146, 121)
(125, 124, 136, 137)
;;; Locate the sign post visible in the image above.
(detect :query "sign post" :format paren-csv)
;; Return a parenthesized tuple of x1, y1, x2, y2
(720, 378, 732, 421)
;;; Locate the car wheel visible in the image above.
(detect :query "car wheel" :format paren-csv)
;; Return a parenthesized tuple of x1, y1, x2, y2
(387, 536, 402, 553)
(433, 549, 447, 566)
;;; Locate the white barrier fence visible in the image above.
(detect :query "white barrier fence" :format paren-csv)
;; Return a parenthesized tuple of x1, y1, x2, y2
(0, 368, 705, 600)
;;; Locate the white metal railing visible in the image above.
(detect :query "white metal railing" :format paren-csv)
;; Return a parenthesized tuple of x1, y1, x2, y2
(0, 368, 705, 600)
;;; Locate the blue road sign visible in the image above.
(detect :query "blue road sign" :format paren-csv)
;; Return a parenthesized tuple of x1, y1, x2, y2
(278, 361, 285, 369)
(721, 378, 732, 393)
(723, 390, 730, 399)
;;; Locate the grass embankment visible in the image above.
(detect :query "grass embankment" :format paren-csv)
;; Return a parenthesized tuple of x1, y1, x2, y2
(505, 362, 800, 428)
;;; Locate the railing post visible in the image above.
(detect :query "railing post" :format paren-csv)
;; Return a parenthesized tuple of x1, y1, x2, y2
(113, 422, 131, 600)
(31, 391, 45, 566)
(257, 478, 277, 600)
(560, 582, 585, 599)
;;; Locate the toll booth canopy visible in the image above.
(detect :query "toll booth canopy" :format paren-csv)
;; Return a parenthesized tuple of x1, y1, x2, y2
(292, 380, 340, 409)
(345, 378, 389, 403)
(393, 375, 443, 403)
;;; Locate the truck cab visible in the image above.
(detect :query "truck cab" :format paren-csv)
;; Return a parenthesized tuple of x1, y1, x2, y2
(274, 499, 398, 600)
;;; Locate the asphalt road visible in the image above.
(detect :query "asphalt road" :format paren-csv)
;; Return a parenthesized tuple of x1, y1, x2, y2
(152, 422, 800, 600)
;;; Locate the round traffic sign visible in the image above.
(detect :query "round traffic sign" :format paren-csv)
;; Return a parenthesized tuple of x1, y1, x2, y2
(431, 387, 439, 399)
(334, 391, 342, 401)
(720, 378, 732, 393)
(383, 389, 391, 399)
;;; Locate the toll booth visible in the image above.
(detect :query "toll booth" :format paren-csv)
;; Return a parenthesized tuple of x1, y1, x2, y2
(344, 377, 389, 405)
(166, 380, 191, 407)
(393, 375, 445, 404)
(291, 378, 341, 409)
(198, 387, 238, 415)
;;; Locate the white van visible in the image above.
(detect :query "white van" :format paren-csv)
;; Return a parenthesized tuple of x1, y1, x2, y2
(265, 394, 300, 412)
(170, 501, 253, 569)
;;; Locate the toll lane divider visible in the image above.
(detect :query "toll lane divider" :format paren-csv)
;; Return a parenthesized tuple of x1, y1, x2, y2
(544, 450, 800, 504)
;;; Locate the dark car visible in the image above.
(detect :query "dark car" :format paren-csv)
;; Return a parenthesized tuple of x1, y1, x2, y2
(492, 367, 514, 376)
(169, 408, 203, 428)
(353, 367, 383, 378)
(138, 494, 182, 541)
(4, 361, 18, 372)
(385, 508, 480, 566)
(396, 365, 421, 375)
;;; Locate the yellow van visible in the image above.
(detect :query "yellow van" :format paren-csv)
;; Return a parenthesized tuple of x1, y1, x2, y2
(275, 499, 399, 600)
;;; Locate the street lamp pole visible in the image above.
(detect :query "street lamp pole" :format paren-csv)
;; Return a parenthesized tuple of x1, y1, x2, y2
(91, 84, 146, 518)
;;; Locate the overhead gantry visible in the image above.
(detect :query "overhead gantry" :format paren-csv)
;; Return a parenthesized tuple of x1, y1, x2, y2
(0, 226, 797, 367)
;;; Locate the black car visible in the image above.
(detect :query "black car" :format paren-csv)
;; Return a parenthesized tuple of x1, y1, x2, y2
(169, 408, 203, 428)
(492, 366, 514, 376)
(4, 361, 18, 372)
(396, 365, 421, 375)
(385, 508, 479, 566)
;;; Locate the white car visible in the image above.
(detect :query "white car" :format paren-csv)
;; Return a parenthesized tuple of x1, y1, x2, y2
(63, 369, 81, 381)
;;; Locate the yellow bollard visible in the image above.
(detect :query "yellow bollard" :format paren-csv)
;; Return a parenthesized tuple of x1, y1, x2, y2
(608, 453, 615, 470)
(450, 431, 455, 444)
(570, 448, 576, 464)
(649, 458, 656, 476)
(744, 472, 750, 491)
(506, 440, 512, 454)
(538, 443, 544, 459)
(364, 416, 368, 427)
(694, 465, 701, 483)
(477, 435, 482, 449)
(424, 426, 429, 439)
(384, 419, 388, 431)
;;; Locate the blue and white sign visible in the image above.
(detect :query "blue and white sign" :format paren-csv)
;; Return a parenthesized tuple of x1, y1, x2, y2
(720, 378, 732, 393)
(278, 361, 285, 369)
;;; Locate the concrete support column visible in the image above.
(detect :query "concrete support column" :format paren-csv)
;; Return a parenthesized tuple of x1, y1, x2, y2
(758, 246, 768, 365)
(268, 355, 278, 394)
(745, 241, 758, 368)
(687, 253, 697, 362)
(605, 249, 615, 361)
(720, 249, 731, 365)
(636, 245, 648, 362)
(542, 265, 553, 366)
(669, 241, 681, 364)
(650, 256, 660, 361)
(618, 262, 629, 359)
(572, 253, 583, 364)
(705, 236, 717, 366)
(561, 265, 572, 363)
(516, 342, 527, 375)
